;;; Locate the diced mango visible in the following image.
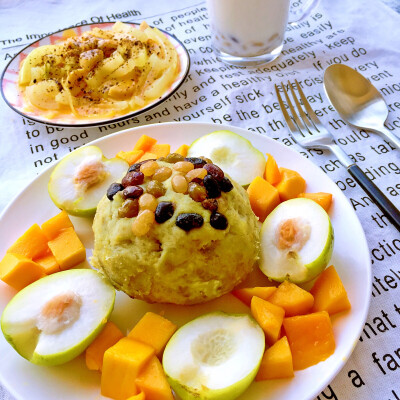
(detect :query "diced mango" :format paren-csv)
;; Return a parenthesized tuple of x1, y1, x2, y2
(298, 192, 333, 212)
(275, 168, 306, 201)
(150, 144, 171, 158)
(127, 392, 146, 400)
(247, 176, 280, 222)
(255, 336, 294, 381)
(251, 296, 285, 346)
(116, 150, 144, 165)
(128, 312, 177, 357)
(310, 265, 351, 315)
(7, 223, 49, 260)
(268, 281, 314, 317)
(283, 311, 335, 370)
(136, 356, 174, 400)
(133, 135, 158, 152)
(41, 210, 73, 241)
(34, 251, 60, 275)
(138, 152, 158, 162)
(0, 253, 45, 290)
(174, 144, 189, 157)
(101, 338, 155, 400)
(232, 286, 276, 307)
(47, 227, 85, 270)
(86, 321, 124, 371)
(264, 153, 281, 185)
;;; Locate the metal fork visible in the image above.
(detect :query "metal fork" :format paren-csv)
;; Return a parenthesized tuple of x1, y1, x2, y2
(275, 80, 400, 231)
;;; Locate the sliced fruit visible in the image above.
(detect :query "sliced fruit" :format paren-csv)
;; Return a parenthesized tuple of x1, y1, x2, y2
(187, 130, 265, 186)
(232, 286, 276, 307)
(48, 145, 128, 217)
(264, 153, 281, 185)
(275, 168, 306, 201)
(298, 192, 333, 213)
(163, 312, 265, 400)
(1, 269, 115, 366)
(260, 198, 333, 284)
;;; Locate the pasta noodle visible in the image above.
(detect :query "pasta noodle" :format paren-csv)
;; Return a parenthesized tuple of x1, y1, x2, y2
(18, 22, 180, 119)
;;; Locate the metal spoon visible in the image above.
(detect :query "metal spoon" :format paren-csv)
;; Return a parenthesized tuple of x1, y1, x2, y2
(323, 64, 400, 149)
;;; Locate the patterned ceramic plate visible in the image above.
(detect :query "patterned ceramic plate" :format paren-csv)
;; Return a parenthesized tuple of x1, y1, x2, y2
(0, 22, 190, 127)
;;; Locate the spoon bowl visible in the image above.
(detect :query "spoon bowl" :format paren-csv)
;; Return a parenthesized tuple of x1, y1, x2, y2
(324, 64, 400, 148)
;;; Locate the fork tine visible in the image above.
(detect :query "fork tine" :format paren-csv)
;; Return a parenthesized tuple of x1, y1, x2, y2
(279, 81, 307, 137)
(287, 81, 313, 133)
(274, 84, 299, 135)
(294, 79, 321, 128)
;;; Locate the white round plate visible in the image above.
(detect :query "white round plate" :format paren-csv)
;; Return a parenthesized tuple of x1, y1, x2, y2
(0, 22, 190, 127)
(0, 122, 371, 400)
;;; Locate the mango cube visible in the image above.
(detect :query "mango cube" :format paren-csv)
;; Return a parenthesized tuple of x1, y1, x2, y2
(0, 253, 45, 290)
(101, 338, 155, 400)
(86, 321, 124, 371)
(128, 312, 177, 357)
(47, 227, 85, 270)
(41, 210, 73, 240)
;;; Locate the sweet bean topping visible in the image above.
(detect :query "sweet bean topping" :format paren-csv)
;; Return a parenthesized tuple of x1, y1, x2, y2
(123, 185, 144, 199)
(128, 159, 156, 172)
(171, 175, 188, 194)
(146, 180, 166, 198)
(219, 177, 233, 192)
(173, 161, 194, 173)
(165, 153, 184, 163)
(157, 157, 167, 162)
(185, 168, 207, 183)
(118, 198, 139, 218)
(202, 198, 218, 212)
(184, 157, 207, 168)
(188, 182, 207, 202)
(199, 156, 213, 164)
(153, 167, 172, 182)
(204, 164, 224, 181)
(176, 213, 204, 231)
(217, 197, 228, 213)
(203, 175, 221, 198)
(210, 212, 228, 230)
(121, 171, 144, 187)
(140, 160, 159, 177)
(107, 183, 124, 200)
(139, 193, 158, 212)
(155, 201, 175, 223)
(131, 210, 155, 236)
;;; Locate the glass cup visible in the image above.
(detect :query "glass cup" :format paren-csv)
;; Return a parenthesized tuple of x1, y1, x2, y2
(206, 0, 318, 66)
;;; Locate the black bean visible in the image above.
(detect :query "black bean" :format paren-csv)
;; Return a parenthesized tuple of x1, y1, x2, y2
(128, 159, 156, 172)
(121, 171, 144, 187)
(210, 212, 228, 230)
(122, 185, 144, 199)
(203, 175, 221, 198)
(107, 183, 124, 200)
(155, 201, 175, 223)
(204, 163, 224, 181)
(176, 213, 204, 231)
(184, 157, 207, 168)
(219, 177, 233, 192)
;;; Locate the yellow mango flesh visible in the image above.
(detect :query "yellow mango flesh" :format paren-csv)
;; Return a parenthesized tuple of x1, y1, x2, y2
(41, 210, 73, 241)
(283, 311, 335, 370)
(136, 356, 174, 400)
(47, 227, 86, 270)
(310, 265, 351, 315)
(86, 321, 124, 371)
(268, 281, 314, 317)
(232, 286, 276, 307)
(275, 168, 306, 202)
(101, 338, 155, 400)
(128, 312, 177, 357)
(256, 336, 294, 381)
(251, 296, 285, 346)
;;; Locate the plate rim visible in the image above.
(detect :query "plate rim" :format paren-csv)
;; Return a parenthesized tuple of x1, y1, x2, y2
(0, 121, 372, 400)
(0, 22, 191, 128)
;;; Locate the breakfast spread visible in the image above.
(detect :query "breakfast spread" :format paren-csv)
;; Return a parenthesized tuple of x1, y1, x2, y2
(17, 21, 180, 119)
(0, 130, 351, 400)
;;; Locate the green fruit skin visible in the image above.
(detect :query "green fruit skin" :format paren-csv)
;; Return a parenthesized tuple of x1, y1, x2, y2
(260, 199, 334, 284)
(1, 270, 116, 366)
(163, 312, 265, 400)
